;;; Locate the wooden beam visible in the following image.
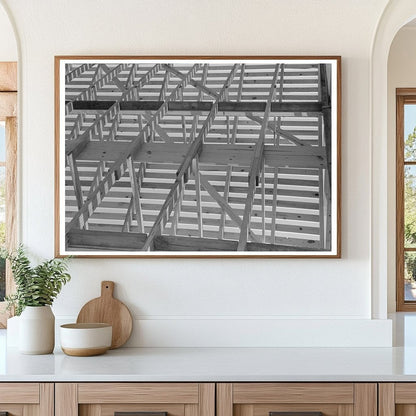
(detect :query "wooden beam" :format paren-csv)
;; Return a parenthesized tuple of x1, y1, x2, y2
(246, 240, 319, 252)
(232, 64, 245, 144)
(159, 70, 170, 101)
(71, 100, 163, 112)
(271, 168, 278, 244)
(122, 197, 134, 232)
(194, 157, 203, 237)
(320, 64, 332, 185)
(0, 92, 16, 120)
(101, 64, 127, 92)
(163, 64, 219, 99)
(0, 62, 17, 91)
(66, 65, 201, 236)
(66, 65, 161, 149)
(67, 153, 84, 211)
(246, 112, 312, 148)
(142, 112, 173, 142)
(142, 65, 239, 250)
(169, 176, 185, 235)
(70, 100, 323, 115)
(76, 64, 125, 101)
(153, 235, 319, 252)
(318, 167, 325, 249)
(219, 166, 232, 239)
(77, 142, 327, 169)
(67, 229, 147, 251)
(127, 156, 144, 233)
(65, 63, 93, 84)
(199, 173, 260, 243)
(238, 64, 280, 250)
(154, 235, 238, 251)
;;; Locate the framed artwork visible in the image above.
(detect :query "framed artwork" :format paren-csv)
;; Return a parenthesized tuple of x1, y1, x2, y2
(55, 56, 341, 257)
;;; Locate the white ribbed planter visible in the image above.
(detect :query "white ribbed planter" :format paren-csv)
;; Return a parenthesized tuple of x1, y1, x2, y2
(19, 306, 55, 354)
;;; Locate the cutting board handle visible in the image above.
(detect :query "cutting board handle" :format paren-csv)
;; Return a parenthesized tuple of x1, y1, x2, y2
(101, 281, 115, 298)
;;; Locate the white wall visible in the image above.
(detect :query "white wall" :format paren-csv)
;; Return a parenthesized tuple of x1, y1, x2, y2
(387, 26, 416, 312)
(0, 0, 393, 346)
(0, 3, 16, 61)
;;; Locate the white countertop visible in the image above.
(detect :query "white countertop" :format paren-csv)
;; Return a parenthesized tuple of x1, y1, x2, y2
(2, 345, 416, 382)
(3, 313, 416, 382)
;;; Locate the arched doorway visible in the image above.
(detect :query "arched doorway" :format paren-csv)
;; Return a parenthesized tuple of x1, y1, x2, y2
(371, 1, 416, 319)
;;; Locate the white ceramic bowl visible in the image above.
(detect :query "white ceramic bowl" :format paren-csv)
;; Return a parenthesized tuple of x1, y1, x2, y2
(60, 323, 112, 356)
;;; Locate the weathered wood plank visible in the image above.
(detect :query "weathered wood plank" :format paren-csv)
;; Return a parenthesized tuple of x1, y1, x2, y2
(76, 142, 326, 169)
(0, 62, 17, 91)
(69, 100, 323, 115)
(66, 229, 147, 251)
(153, 235, 319, 251)
(238, 64, 280, 250)
(0, 92, 17, 120)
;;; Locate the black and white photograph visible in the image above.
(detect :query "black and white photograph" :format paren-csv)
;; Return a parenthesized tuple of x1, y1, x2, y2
(56, 57, 341, 257)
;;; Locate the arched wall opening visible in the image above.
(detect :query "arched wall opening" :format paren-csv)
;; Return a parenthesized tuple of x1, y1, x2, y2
(387, 20, 416, 313)
(371, 1, 416, 319)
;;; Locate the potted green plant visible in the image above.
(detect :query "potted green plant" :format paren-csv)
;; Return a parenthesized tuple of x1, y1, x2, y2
(5, 246, 71, 354)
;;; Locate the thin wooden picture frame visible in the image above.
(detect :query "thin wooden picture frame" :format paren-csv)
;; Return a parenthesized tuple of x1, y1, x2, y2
(396, 88, 416, 311)
(55, 56, 341, 258)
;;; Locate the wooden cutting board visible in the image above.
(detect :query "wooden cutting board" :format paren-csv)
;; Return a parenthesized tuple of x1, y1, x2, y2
(76, 281, 133, 349)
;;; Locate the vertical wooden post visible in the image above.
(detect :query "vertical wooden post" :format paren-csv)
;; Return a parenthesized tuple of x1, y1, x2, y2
(5, 116, 17, 274)
(354, 383, 377, 416)
(379, 383, 395, 416)
(55, 383, 78, 416)
(39, 383, 54, 416)
(217, 384, 233, 416)
(199, 383, 215, 416)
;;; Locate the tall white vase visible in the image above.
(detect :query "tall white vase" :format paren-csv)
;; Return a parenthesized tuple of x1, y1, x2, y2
(19, 306, 55, 354)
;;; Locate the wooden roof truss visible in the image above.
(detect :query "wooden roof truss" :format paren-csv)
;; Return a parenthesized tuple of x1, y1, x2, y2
(63, 61, 332, 252)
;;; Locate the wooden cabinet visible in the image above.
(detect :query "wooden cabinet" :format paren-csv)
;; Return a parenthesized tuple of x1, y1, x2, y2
(217, 383, 377, 416)
(0, 383, 53, 416)
(55, 383, 215, 416)
(1, 380, 410, 416)
(379, 383, 416, 416)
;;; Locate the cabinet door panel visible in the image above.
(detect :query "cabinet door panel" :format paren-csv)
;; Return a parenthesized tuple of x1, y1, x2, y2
(57, 383, 215, 416)
(218, 383, 376, 416)
(80, 403, 185, 416)
(378, 383, 416, 416)
(250, 403, 339, 416)
(233, 384, 354, 404)
(78, 383, 199, 404)
(0, 383, 53, 416)
(0, 383, 39, 404)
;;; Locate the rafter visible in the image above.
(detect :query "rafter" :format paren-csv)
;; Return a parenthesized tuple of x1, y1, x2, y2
(199, 173, 261, 243)
(141, 64, 239, 251)
(232, 64, 245, 144)
(66, 65, 161, 155)
(320, 64, 332, 186)
(245, 113, 312, 148)
(101, 64, 127, 92)
(65, 64, 202, 235)
(163, 64, 219, 100)
(238, 64, 280, 250)
(127, 156, 144, 233)
(65, 63, 94, 84)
